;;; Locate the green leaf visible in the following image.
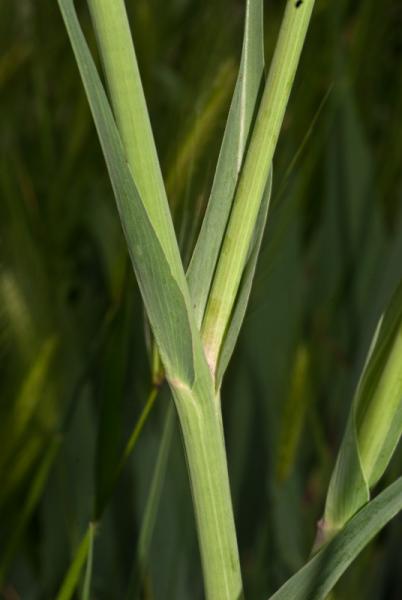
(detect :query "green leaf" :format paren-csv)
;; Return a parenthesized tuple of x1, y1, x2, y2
(216, 168, 272, 385)
(322, 279, 402, 539)
(96, 381, 159, 518)
(57, 0, 196, 386)
(269, 477, 402, 600)
(201, 0, 316, 373)
(55, 525, 92, 600)
(356, 279, 402, 486)
(0, 336, 58, 508)
(321, 415, 369, 544)
(81, 523, 96, 600)
(3, 336, 57, 452)
(126, 402, 175, 599)
(187, 0, 265, 327)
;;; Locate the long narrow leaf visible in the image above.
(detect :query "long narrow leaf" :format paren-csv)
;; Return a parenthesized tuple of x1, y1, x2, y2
(201, 0, 316, 372)
(55, 525, 92, 600)
(322, 279, 402, 540)
(269, 477, 402, 600)
(58, 0, 196, 386)
(81, 523, 96, 600)
(187, 0, 265, 327)
(126, 402, 175, 599)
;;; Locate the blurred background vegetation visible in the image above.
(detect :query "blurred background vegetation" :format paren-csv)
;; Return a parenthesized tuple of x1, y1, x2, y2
(1, 0, 402, 598)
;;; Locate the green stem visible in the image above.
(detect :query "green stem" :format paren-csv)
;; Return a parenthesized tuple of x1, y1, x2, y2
(84, 2, 243, 596)
(201, 0, 316, 372)
(55, 525, 92, 600)
(172, 385, 243, 600)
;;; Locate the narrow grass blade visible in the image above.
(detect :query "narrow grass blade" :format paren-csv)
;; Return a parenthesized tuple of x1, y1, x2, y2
(187, 0, 265, 327)
(275, 343, 312, 483)
(55, 525, 92, 600)
(268, 477, 402, 600)
(81, 523, 96, 600)
(116, 388, 159, 484)
(58, 385, 158, 597)
(322, 279, 402, 541)
(0, 336, 57, 462)
(126, 402, 175, 599)
(96, 386, 159, 518)
(0, 336, 58, 510)
(58, 0, 196, 386)
(275, 85, 333, 201)
(202, 0, 316, 373)
(216, 168, 272, 385)
(355, 280, 402, 486)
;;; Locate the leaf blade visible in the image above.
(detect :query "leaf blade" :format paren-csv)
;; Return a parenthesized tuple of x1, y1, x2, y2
(323, 279, 402, 539)
(187, 0, 265, 327)
(58, 0, 196, 385)
(269, 477, 402, 600)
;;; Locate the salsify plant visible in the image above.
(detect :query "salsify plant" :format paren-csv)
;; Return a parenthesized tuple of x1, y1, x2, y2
(57, 0, 402, 598)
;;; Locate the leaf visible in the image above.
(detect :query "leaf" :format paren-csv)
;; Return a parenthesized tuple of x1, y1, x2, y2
(200, 0, 316, 372)
(355, 279, 402, 486)
(323, 279, 402, 539)
(126, 402, 175, 599)
(269, 477, 402, 600)
(4, 336, 57, 449)
(58, 0, 196, 386)
(321, 415, 369, 543)
(0, 336, 58, 508)
(187, 0, 265, 327)
(81, 523, 96, 600)
(55, 525, 92, 600)
(96, 380, 159, 518)
(216, 168, 272, 385)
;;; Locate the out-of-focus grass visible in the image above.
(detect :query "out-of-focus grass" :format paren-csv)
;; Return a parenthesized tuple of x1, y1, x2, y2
(0, 0, 401, 598)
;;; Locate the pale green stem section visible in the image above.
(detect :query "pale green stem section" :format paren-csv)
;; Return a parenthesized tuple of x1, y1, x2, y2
(202, 0, 316, 372)
(86, 0, 182, 276)
(172, 384, 243, 600)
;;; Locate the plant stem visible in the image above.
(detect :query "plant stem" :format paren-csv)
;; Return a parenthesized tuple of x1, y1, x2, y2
(201, 0, 316, 372)
(173, 385, 243, 600)
(82, 1, 244, 596)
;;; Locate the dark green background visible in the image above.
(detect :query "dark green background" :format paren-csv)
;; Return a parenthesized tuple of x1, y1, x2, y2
(1, 0, 402, 598)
